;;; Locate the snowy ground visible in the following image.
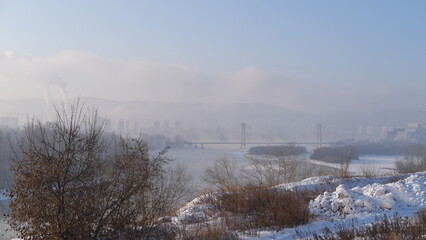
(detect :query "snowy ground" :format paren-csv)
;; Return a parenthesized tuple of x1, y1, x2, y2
(174, 172, 426, 239)
(350, 155, 403, 174)
(309, 155, 403, 176)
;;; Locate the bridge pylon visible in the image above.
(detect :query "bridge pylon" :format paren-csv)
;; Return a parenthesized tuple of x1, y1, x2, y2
(317, 124, 322, 148)
(241, 123, 246, 149)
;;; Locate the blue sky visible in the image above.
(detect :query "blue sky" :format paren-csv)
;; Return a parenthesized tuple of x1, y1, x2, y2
(0, 1, 425, 112)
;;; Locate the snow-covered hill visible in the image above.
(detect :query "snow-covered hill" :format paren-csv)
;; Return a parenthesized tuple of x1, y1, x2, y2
(174, 172, 426, 239)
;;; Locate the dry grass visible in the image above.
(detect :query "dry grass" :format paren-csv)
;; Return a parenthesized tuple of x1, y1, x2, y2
(176, 220, 238, 240)
(183, 225, 238, 240)
(310, 209, 426, 240)
(203, 184, 316, 236)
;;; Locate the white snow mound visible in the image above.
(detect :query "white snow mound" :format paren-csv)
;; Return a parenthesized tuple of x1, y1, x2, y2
(310, 172, 426, 218)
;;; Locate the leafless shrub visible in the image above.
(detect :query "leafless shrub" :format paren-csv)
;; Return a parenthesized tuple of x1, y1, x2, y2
(7, 100, 192, 239)
(338, 160, 351, 178)
(360, 161, 380, 177)
(298, 158, 316, 179)
(395, 143, 426, 173)
(203, 157, 243, 191)
(242, 154, 302, 186)
(204, 150, 335, 191)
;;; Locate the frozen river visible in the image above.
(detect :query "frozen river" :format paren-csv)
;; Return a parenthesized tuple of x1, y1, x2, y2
(167, 145, 404, 190)
(166, 145, 249, 189)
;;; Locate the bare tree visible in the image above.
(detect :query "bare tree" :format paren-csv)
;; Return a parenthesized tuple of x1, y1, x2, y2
(7, 101, 192, 239)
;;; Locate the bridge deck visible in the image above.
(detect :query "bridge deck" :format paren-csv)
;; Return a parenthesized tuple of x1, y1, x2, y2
(189, 142, 335, 145)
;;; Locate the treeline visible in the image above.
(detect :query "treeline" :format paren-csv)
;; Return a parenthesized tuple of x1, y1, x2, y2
(0, 127, 21, 189)
(310, 142, 414, 164)
(351, 142, 408, 156)
(310, 146, 358, 163)
(248, 145, 307, 156)
(249, 142, 409, 160)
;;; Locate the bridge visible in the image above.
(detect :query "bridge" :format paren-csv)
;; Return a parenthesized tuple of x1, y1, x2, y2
(186, 123, 332, 149)
(189, 141, 336, 149)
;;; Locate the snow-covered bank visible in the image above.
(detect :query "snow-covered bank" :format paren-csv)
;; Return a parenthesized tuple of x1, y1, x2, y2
(309, 155, 403, 176)
(174, 172, 426, 239)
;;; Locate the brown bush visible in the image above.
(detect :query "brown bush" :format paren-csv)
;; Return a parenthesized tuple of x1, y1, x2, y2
(7, 101, 192, 239)
(205, 184, 315, 235)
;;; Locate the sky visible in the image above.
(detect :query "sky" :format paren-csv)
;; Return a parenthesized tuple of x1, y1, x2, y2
(0, 1, 425, 112)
